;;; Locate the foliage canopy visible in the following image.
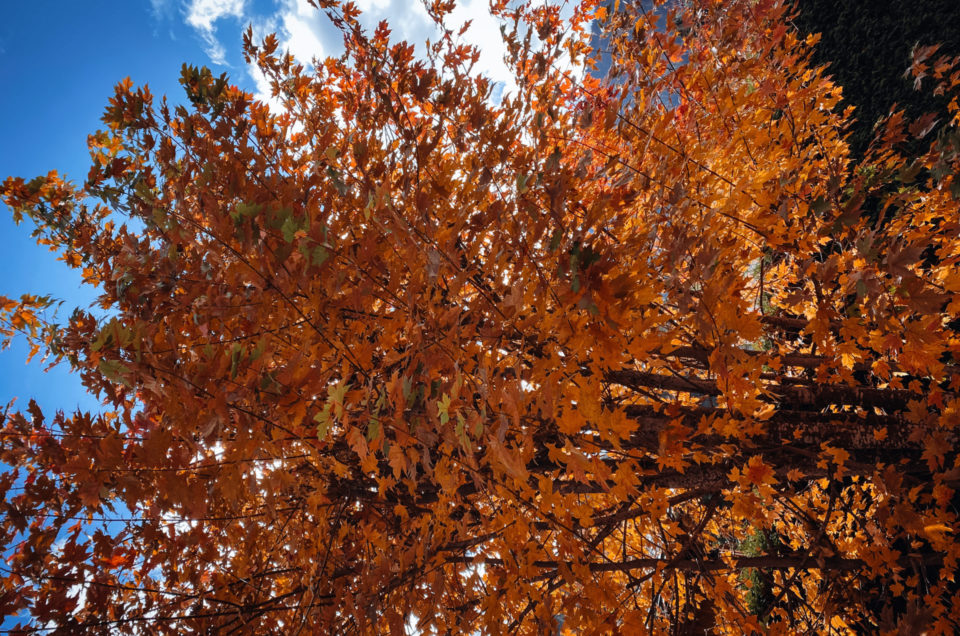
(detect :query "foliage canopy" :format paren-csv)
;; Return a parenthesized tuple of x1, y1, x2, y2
(2, 0, 960, 633)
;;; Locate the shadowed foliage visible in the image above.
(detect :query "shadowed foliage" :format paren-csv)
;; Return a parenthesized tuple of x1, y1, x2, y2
(792, 0, 960, 155)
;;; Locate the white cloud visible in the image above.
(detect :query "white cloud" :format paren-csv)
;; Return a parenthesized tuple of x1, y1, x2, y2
(185, 0, 247, 65)
(247, 60, 280, 108)
(280, 3, 327, 63)
(357, 0, 434, 54)
(442, 0, 515, 94)
(150, 0, 173, 18)
(175, 0, 573, 108)
(354, 0, 392, 11)
(250, 0, 513, 97)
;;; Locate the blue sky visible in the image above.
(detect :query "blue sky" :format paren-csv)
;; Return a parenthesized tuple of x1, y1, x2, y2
(0, 0, 512, 419)
(0, 2, 216, 416)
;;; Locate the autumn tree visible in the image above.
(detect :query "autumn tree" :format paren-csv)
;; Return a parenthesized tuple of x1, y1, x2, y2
(2, 0, 960, 633)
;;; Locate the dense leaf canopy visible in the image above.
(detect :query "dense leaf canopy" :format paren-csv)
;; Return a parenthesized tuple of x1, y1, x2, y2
(2, 0, 960, 633)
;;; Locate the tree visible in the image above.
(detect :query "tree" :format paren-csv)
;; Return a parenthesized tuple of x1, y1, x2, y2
(1, 0, 959, 632)
(791, 0, 960, 156)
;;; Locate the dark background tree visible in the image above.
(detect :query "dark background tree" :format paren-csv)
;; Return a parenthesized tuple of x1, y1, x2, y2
(792, 0, 960, 155)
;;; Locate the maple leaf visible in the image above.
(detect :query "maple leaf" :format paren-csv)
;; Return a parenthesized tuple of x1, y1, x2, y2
(922, 432, 952, 471)
(740, 455, 777, 497)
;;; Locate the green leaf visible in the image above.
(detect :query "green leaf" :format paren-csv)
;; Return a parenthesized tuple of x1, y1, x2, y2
(931, 161, 951, 180)
(329, 381, 349, 418)
(811, 196, 830, 215)
(548, 229, 563, 252)
(438, 393, 451, 425)
(281, 216, 299, 243)
(311, 246, 329, 267)
(517, 173, 529, 194)
(229, 343, 243, 379)
(260, 370, 280, 392)
(314, 405, 332, 439)
(250, 338, 266, 362)
(366, 417, 380, 442)
(364, 193, 375, 220)
(327, 167, 348, 195)
(99, 359, 132, 387)
(372, 391, 385, 414)
(91, 327, 112, 352)
(855, 279, 867, 299)
(232, 202, 261, 221)
(580, 244, 600, 268)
